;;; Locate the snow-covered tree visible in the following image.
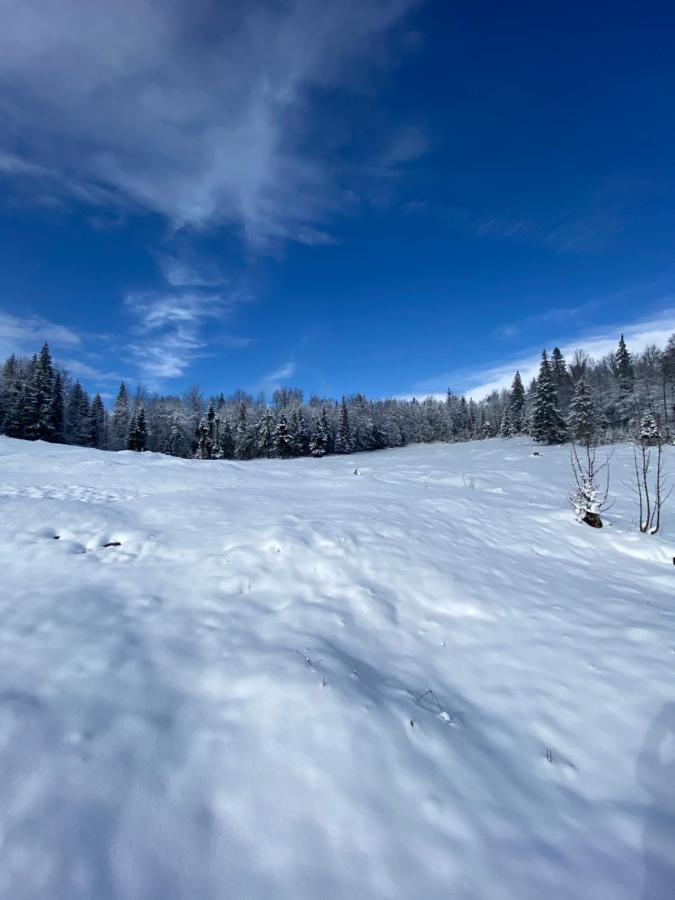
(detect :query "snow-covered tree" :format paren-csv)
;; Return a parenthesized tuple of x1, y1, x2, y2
(335, 399, 352, 453)
(509, 371, 526, 434)
(531, 351, 566, 444)
(127, 406, 147, 452)
(567, 377, 595, 445)
(234, 401, 255, 460)
(88, 393, 107, 449)
(65, 381, 91, 446)
(257, 409, 275, 458)
(274, 413, 294, 459)
(309, 407, 331, 457)
(111, 382, 130, 450)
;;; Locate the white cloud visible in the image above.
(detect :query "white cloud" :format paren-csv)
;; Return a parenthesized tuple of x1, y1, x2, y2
(0, 0, 417, 246)
(0, 310, 82, 358)
(122, 286, 252, 384)
(410, 310, 675, 401)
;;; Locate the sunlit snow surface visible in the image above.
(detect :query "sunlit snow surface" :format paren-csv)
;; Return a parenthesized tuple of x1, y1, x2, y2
(0, 436, 674, 899)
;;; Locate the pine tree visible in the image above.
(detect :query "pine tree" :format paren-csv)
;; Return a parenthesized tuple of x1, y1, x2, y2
(194, 404, 218, 459)
(65, 381, 91, 445)
(551, 347, 572, 412)
(29, 342, 56, 441)
(567, 377, 595, 445)
(309, 407, 330, 457)
(111, 382, 130, 449)
(531, 351, 566, 444)
(274, 413, 294, 459)
(49, 371, 65, 443)
(639, 408, 660, 446)
(164, 411, 185, 457)
(290, 407, 309, 456)
(335, 399, 352, 453)
(613, 335, 635, 432)
(218, 418, 235, 459)
(509, 371, 525, 434)
(127, 406, 147, 451)
(88, 394, 107, 448)
(257, 409, 275, 458)
(615, 334, 634, 394)
(0, 355, 22, 437)
(234, 401, 255, 460)
(499, 406, 513, 437)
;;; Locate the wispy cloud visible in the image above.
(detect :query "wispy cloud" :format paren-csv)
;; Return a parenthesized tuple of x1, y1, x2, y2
(0, 0, 418, 246)
(409, 309, 675, 401)
(122, 285, 253, 384)
(0, 310, 82, 357)
(256, 358, 297, 395)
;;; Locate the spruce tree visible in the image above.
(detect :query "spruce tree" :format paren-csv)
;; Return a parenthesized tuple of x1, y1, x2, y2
(234, 401, 254, 460)
(164, 411, 185, 457)
(274, 413, 294, 459)
(309, 408, 329, 457)
(509, 371, 525, 434)
(257, 409, 274, 458)
(111, 382, 130, 449)
(567, 377, 595, 445)
(49, 371, 65, 443)
(29, 342, 56, 441)
(65, 381, 91, 445)
(218, 418, 235, 459)
(127, 406, 147, 451)
(639, 408, 660, 446)
(499, 406, 513, 438)
(88, 394, 107, 448)
(531, 351, 566, 444)
(0, 355, 22, 437)
(335, 399, 352, 453)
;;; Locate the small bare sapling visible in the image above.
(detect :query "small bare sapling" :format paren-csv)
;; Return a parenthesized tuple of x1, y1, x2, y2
(631, 414, 672, 534)
(569, 442, 612, 528)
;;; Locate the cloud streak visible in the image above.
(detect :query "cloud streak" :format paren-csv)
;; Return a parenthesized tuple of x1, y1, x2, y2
(0, 0, 418, 246)
(410, 309, 675, 401)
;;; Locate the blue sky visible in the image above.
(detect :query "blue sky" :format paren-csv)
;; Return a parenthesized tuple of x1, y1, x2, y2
(1, 0, 675, 401)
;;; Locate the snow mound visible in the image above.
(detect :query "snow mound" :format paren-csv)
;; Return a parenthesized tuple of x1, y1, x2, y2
(0, 436, 673, 899)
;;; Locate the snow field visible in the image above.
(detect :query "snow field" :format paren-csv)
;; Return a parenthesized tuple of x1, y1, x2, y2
(0, 436, 673, 899)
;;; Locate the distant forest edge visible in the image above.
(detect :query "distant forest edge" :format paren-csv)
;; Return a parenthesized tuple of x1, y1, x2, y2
(1, 333, 674, 459)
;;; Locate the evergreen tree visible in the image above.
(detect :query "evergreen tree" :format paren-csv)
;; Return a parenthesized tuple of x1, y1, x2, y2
(615, 334, 634, 394)
(65, 381, 91, 445)
(29, 343, 56, 441)
(111, 382, 130, 449)
(290, 407, 309, 456)
(164, 411, 185, 457)
(639, 408, 660, 445)
(499, 406, 513, 438)
(567, 377, 595, 445)
(551, 347, 572, 412)
(0, 355, 22, 437)
(49, 371, 65, 443)
(88, 393, 107, 449)
(257, 409, 275, 458)
(309, 407, 330, 457)
(194, 404, 218, 459)
(274, 413, 294, 459)
(613, 335, 635, 432)
(218, 418, 235, 459)
(127, 406, 147, 451)
(335, 399, 352, 453)
(509, 371, 526, 434)
(234, 401, 255, 460)
(531, 351, 566, 444)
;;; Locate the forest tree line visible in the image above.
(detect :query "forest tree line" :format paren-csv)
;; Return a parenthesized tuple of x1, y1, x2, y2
(1, 332, 674, 459)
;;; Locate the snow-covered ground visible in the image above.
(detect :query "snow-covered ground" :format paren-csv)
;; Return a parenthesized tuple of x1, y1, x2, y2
(0, 436, 673, 900)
